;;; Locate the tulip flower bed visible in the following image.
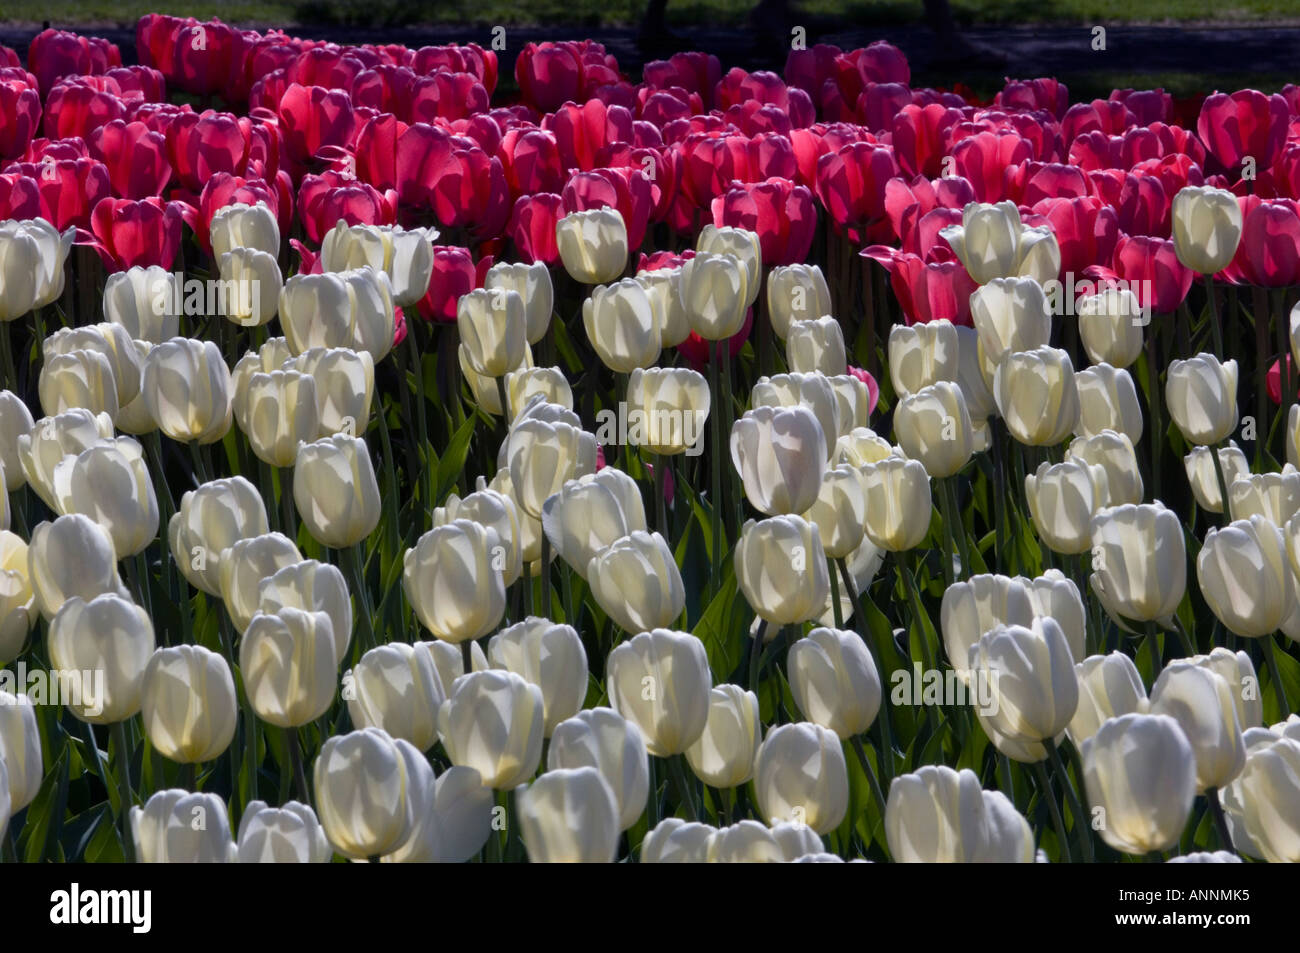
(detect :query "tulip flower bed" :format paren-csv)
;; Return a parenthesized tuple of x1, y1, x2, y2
(0, 16, 1297, 866)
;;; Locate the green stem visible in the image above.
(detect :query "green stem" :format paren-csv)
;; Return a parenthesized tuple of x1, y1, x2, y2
(0, 321, 17, 392)
(836, 556, 894, 779)
(935, 476, 957, 586)
(288, 726, 308, 803)
(653, 454, 668, 540)
(1210, 441, 1234, 523)
(828, 554, 843, 629)
(341, 545, 377, 653)
(707, 339, 723, 594)
(279, 466, 297, 542)
(1032, 758, 1072, 863)
(1261, 635, 1292, 718)
(1145, 325, 1163, 503)
(1166, 614, 1197, 658)
(539, 532, 553, 619)
(461, 639, 475, 677)
(1204, 273, 1223, 357)
(850, 735, 888, 825)
(1207, 787, 1236, 854)
(667, 754, 698, 822)
(747, 620, 770, 690)
(1046, 737, 1093, 863)
(110, 721, 135, 862)
(495, 373, 511, 425)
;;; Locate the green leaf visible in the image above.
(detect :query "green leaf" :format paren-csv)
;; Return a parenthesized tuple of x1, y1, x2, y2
(435, 414, 477, 503)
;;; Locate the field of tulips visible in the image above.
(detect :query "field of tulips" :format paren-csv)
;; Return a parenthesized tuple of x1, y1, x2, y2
(0, 15, 1297, 867)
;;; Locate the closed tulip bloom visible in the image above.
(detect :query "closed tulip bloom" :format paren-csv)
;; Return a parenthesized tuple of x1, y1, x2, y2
(1198, 515, 1292, 637)
(860, 455, 932, 551)
(1024, 459, 1108, 555)
(731, 405, 827, 515)
(894, 381, 974, 478)
(218, 532, 303, 633)
(131, 790, 237, 863)
(321, 222, 436, 308)
(802, 464, 867, 558)
(1090, 503, 1187, 627)
(103, 265, 180, 343)
(787, 316, 847, 376)
(698, 225, 761, 306)
(636, 267, 692, 348)
(280, 268, 396, 362)
(0, 532, 35, 664)
(772, 821, 827, 862)
(313, 727, 422, 859)
(1068, 430, 1144, 505)
(970, 619, 1079, 762)
(1076, 288, 1145, 369)
(504, 413, 599, 520)
(435, 486, 525, 588)
(767, 264, 832, 340)
(1081, 713, 1197, 855)
(289, 347, 374, 437)
(707, 820, 786, 863)
(114, 345, 159, 436)
(686, 684, 762, 788)
(51, 438, 159, 558)
(237, 800, 331, 863)
(38, 349, 119, 421)
(488, 467, 545, 565)
(140, 644, 238, 764)
(556, 207, 628, 285)
(750, 373, 839, 462)
(231, 338, 294, 428)
(424, 639, 488, 701)
(994, 346, 1080, 446)
(834, 426, 895, 468)
(971, 277, 1053, 376)
(641, 818, 716, 863)
(461, 342, 534, 417)
(1075, 363, 1143, 443)
(888, 319, 959, 399)
(941, 201, 1059, 286)
(210, 201, 281, 262)
(549, 707, 649, 831)
(940, 574, 1036, 678)
(240, 608, 337, 728)
(1185, 442, 1249, 514)
(458, 287, 527, 378)
(826, 374, 873, 437)
(489, 618, 587, 737)
(1150, 662, 1246, 791)
(28, 514, 128, 620)
(347, 642, 445, 752)
(735, 515, 831, 626)
(169, 476, 269, 596)
(1231, 737, 1300, 862)
(0, 692, 41, 812)
(1166, 353, 1238, 445)
(1172, 186, 1243, 275)
(885, 764, 1034, 863)
(44, 323, 143, 406)
(1185, 647, 1264, 731)
(439, 669, 545, 788)
(788, 627, 881, 739)
(1068, 652, 1149, 746)
(1020, 569, 1087, 662)
(1166, 851, 1242, 863)
(404, 520, 506, 644)
(679, 251, 747, 340)
(753, 722, 849, 834)
(587, 530, 686, 632)
(0, 219, 54, 319)
(294, 434, 381, 548)
(141, 338, 232, 444)
(626, 367, 710, 456)
(507, 367, 573, 421)
(486, 261, 553, 344)
(256, 559, 352, 665)
(1232, 467, 1300, 525)
(519, 767, 620, 863)
(583, 278, 661, 372)
(239, 370, 318, 467)
(48, 593, 154, 724)
(606, 628, 711, 757)
(384, 764, 495, 864)
(0, 391, 33, 492)
(218, 247, 282, 326)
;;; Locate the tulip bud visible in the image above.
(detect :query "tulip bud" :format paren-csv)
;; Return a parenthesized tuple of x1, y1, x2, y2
(1184, 647, 1264, 732)
(404, 519, 506, 644)
(753, 722, 849, 834)
(28, 514, 128, 620)
(1075, 363, 1143, 443)
(583, 278, 661, 372)
(321, 221, 436, 308)
(886, 764, 1034, 862)
(1068, 652, 1149, 746)
(971, 277, 1053, 377)
(48, 593, 154, 724)
(44, 323, 143, 405)
(641, 818, 716, 862)
(518, 767, 620, 863)
(994, 346, 1080, 446)
(211, 202, 280, 262)
(1090, 503, 1186, 628)
(767, 264, 831, 340)
(556, 208, 628, 285)
(589, 530, 686, 633)
(549, 707, 649, 831)
(888, 319, 959, 399)
(626, 367, 710, 456)
(0, 219, 72, 319)
(313, 727, 424, 859)
(1231, 467, 1300, 525)
(1184, 441, 1249, 514)
(0, 391, 33, 492)
(735, 515, 831, 626)
(707, 820, 785, 862)
(789, 627, 881, 739)
(636, 267, 692, 348)
(131, 790, 237, 863)
(383, 764, 495, 864)
(169, 476, 270, 596)
(685, 684, 761, 788)
(970, 619, 1079, 762)
(506, 367, 572, 422)
(439, 670, 545, 788)
(1166, 353, 1238, 445)
(1018, 569, 1086, 659)
(426, 638, 488, 695)
(103, 265, 180, 343)
(458, 287, 528, 378)
(1150, 662, 1246, 791)
(489, 617, 587, 737)
(939, 573, 1036, 679)
(486, 261, 553, 344)
(697, 225, 761, 307)
(541, 467, 647, 582)
(241, 608, 337, 728)
(1197, 515, 1293, 638)
(231, 338, 294, 428)
(280, 268, 396, 362)
(435, 486, 524, 588)
(347, 642, 445, 752)
(51, 438, 159, 558)
(1229, 737, 1300, 862)
(679, 251, 747, 340)
(294, 434, 382, 548)
(237, 800, 332, 863)
(1076, 287, 1145, 369)
(1068, 429, 1144, 506)
(1024, 458, 1108, 555)
(0, 692, 41, 812)
(860, 455, 932, 551)
(941, 201, 1059, 286)
(218, 247, 282, 326)
(826, 374, 873, 436)
(504, 413, 599, 520)
(1172, 186, 1243, 275)
(731, 405, 827, 515)
(750, 373, 839, 462)
(894, 381, 974, 478)
(141, 644, 238, 764)
(833, 426, 894, 468)
(787, 316, 847, 376)
(218, 532, 303, 633)
(141, 338, 233, 444)
(287, 346, 375, 439)
(606, 628, 711, 757)
(802, 464, 867, 558)
(239, 369, 319, 467)
(38, 349, 119, 421)
(0, 532, 34, 665)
